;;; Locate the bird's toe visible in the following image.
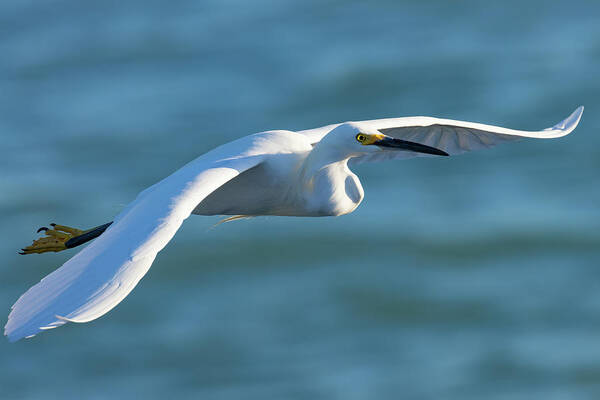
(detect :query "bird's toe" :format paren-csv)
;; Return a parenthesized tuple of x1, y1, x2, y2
(19, 223, 86, 255)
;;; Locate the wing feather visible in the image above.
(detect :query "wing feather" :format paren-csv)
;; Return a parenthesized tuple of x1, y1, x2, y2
(5, 136, 271, 342)
(297, 106, 583, 163)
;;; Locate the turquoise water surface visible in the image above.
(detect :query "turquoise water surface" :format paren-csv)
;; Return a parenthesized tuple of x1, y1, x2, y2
(1, 1, 599, 399)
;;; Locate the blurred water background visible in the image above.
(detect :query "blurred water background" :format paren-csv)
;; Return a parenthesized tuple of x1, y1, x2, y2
(1, 1, 599, 399)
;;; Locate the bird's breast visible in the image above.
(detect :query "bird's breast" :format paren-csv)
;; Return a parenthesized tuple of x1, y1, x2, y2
(303, 163, 364, 217)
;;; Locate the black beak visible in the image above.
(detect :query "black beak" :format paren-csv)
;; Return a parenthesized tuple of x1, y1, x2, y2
(375, 136, 449, 156)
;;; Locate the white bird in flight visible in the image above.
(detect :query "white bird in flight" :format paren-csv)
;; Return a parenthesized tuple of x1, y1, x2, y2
(6, 106, 583, 342)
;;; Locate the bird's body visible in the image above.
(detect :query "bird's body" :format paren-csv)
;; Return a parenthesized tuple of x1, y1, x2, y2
(6, 107, 584, 342)
(194, 130, 363, 217)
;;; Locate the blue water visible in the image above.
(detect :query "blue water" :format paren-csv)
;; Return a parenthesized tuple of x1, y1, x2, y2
(1, 1, 599, 399)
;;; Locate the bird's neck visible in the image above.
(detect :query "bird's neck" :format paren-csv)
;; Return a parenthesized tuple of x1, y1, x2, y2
(298, 146, 364, 216)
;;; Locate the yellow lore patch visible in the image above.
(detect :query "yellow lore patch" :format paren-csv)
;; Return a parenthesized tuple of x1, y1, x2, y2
(356, 133, 385, 145)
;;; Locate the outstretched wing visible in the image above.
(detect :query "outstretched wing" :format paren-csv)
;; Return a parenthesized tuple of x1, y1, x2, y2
(5, 135, 270, 342)
(298, 106, 583, 163)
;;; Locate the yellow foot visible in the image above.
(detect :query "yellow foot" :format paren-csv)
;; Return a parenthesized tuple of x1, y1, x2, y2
(20, 223, 86, 255)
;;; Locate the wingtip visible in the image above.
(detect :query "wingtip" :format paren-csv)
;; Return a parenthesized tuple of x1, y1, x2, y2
(4, 328, 24, 343)
(572, 105, 584, 123)
(4, 319, 68, 343)
(4, 322, 28, 342)
(563, 105, 584, 132)
(544, 105, 584, 136)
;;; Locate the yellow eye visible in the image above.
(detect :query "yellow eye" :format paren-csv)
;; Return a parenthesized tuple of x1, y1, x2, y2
(356, 134, 367, 143)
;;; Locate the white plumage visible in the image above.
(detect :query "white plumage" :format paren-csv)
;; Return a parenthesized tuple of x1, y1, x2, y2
(5, 106, 583, 342)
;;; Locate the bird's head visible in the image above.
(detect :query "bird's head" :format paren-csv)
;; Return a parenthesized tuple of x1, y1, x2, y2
(318, 122, 448, 159)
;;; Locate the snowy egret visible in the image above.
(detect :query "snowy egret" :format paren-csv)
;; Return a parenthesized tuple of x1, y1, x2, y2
(6, 106, 583, 342)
